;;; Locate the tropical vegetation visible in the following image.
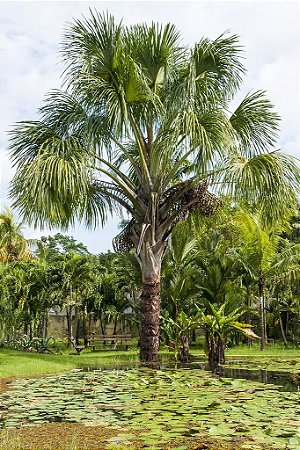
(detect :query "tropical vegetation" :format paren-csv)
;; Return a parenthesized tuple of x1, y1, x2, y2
(1, 203, 300, 370)
(8, 11, 299, 364)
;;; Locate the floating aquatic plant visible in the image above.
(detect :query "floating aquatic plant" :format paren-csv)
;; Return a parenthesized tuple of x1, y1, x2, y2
(0, 369, 300, 449)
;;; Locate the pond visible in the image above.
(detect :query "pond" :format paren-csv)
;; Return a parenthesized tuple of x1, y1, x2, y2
(1, 367, 300, 449)
(189, 362, 300, 392)
(80, 359, 300, 392)
(221, 367, 299, 392)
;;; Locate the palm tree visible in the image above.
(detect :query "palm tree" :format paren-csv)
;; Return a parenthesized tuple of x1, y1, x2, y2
(13, 259, 50, 340)
(9, 12, 299, 363)
(0, 264, 14, 340)
(0, 207, 32, 263)
(51, 253, 93, 347)
(0, 262, 31, 338)
(161, 311, 199, 363)
(194, 228, 242, 306)
(231, 211, 300, 349)
(161, 222, 198, 320)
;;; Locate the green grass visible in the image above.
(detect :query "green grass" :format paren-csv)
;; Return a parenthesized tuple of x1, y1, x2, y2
(224, 343, 300, 372)
(0, 348, 140, 378)
(226, 342, 300, 356)
(1, 343, 299, 379)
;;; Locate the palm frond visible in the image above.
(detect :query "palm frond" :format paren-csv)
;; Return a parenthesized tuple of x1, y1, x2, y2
(9, 121, 98, 228)
(217, 151, 299, 224)
(128, 21, 183, 90)
(230, 90, 280, 155)
(192, 33, 245, 101)
(61, 10, 122, 87)
(39, 90, 112, 152)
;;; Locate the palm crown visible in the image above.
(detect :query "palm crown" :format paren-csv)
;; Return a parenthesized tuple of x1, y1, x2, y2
(10, 12, 298, 240)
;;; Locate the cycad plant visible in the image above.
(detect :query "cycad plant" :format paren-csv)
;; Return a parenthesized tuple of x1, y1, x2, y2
(9, 11, 299, 363)
(161, 311, 199, 363)
(198, 301, 258, 372)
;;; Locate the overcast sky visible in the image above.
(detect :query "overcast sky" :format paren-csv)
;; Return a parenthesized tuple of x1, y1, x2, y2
(1, 1, 300, 253)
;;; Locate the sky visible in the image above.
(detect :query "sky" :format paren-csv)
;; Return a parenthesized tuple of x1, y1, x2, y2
(1, 0, 300, 253)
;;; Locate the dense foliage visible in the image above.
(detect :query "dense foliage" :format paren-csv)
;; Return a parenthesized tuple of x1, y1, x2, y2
(1, 205, 300, 368)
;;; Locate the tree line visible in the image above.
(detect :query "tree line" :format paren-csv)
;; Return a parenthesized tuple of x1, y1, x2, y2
(1, 204, 300, 371)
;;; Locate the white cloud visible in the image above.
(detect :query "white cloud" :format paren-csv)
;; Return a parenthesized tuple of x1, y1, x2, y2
(0, 150, 14, 193)
(283, 136, 300, 160)
(254, 47, 300, 149)
(0, 28, 61, 145)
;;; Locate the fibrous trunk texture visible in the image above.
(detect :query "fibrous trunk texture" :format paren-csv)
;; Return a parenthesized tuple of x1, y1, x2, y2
(208, 336, 225, 373)
(180, 335, 190, 363)
(139, 279, 161, 365)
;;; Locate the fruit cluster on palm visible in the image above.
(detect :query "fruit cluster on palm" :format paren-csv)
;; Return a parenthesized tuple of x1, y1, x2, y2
(9, 12, 299, 362)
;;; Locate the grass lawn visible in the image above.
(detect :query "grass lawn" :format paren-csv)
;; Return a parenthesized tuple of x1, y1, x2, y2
(1, 343, 299, 379)
(0, 348, 140, 379)
(226, 343, 300, 357)
(225, 344, 300, 372)
(0, 345, 300, 378)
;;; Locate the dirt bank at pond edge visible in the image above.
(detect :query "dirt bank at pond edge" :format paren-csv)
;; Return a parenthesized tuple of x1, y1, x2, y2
(0, 379, 12, 395)
(0, 423, 273, 450)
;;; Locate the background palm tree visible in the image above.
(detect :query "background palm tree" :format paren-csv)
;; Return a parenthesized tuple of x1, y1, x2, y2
(231, 211, 300, 349)
(0, 208, 32, 264)
(9, 12, 299, 363)
(51, 253, 93, 347)
(161, 222, 198, 319)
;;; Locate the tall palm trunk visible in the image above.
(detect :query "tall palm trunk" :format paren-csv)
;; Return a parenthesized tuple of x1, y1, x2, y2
(140, 278, 161, 363)
(113, 316, 118, 335)
(279, 311, 288, 346)
(67, 305, 74, 349)
(245, 283, 252, 347)
(44, 312, 48, 341)
(285, 311, 289, 339)
(29, 321, 33, 341)
(207, 334, 226, 373)
(139, 242, 165, 364)
(180, 335, 190, 363)
(259, 277, 267, 350)
(82, 306, 88, 346)
(24, 321, 29, 336)
(73, 305, 80, 345)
